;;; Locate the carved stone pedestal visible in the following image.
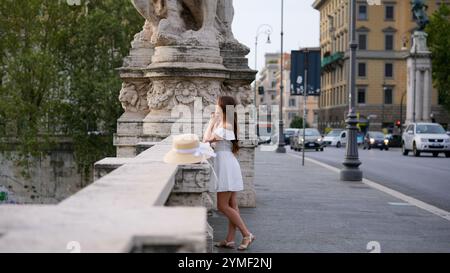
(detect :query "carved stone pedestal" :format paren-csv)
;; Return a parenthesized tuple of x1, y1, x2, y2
(115, 0, 257, 207)
(406, 31, 432, 124)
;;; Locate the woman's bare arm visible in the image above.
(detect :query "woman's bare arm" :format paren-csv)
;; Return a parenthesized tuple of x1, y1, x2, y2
(203, 114, 220, 142)
(204, 119, 226, 144)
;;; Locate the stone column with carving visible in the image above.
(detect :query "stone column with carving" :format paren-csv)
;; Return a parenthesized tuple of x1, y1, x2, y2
(406, 31, 432, 124)
(115, 0, 257, 207)
(115, 20, 154, 157)
(422, 67, 432, 121)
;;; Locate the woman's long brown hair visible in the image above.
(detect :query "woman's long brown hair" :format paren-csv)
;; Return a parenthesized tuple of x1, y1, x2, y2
(218, 96, 239, 154)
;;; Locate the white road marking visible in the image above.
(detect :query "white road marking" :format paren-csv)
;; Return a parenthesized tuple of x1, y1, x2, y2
(288, 153, 450, 222)
(388, 202, 413, 206)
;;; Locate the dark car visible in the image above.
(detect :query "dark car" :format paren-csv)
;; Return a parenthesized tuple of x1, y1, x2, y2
(386, 134, 402, 148)
(363, 131, 389, 151)
(284, 128, 298, 145)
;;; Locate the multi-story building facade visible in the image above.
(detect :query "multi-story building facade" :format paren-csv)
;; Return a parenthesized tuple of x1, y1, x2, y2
(257, 53, 280, 108)
(275, 52, 319, 128)
(256, 53, 280, 136)
(313, 0, 449, 133)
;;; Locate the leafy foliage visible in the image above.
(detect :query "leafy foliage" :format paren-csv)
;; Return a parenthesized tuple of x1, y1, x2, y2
(426, 4, 450, 112)
(0, 0, 143, 178)
(290, 116, 309, 129)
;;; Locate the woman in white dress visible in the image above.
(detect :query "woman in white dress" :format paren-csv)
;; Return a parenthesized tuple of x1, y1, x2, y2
(203, 96, 255, 251)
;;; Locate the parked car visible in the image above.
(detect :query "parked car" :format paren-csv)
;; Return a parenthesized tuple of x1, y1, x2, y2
(258, 129, 273, 145)
(323, 129, 347, 148)
(363, 131, 389, 150)
(292, 128, 325, 152)
(385, 134, 402, 148)
(402, 123, 450, 157)
(284, 128, 299, 145)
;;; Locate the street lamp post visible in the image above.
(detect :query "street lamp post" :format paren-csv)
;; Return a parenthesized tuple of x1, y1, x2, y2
(340, 0, 362, 181)
(276, 0, 286, 153)
(412, 34, 417, 123)
(382, 86, 387, 126)
(302, 49, 309, 166)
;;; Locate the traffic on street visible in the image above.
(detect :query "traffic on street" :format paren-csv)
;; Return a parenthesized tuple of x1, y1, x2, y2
(287, 143, 450, 212)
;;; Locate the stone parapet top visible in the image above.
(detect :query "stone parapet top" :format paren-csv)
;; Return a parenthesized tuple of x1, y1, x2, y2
(94, 157, 133, 166)
(0, 206, 206, 253)
(0, 136, 208, 253)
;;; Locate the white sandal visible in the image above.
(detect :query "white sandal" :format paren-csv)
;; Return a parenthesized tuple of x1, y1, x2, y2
(214, 240, 236, 249)
(238, 234, 255, 251)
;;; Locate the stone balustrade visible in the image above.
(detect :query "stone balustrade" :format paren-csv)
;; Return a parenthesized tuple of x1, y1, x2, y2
(0, 137, 212, 253)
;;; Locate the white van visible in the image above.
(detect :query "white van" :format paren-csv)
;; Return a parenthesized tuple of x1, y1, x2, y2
(323, 129, 347, 148)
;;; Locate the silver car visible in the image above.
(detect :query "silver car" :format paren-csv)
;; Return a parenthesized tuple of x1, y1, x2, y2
(293, 128, 325, 152)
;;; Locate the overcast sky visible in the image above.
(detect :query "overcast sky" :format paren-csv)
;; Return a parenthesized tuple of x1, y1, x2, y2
(232, 0, 320, 74)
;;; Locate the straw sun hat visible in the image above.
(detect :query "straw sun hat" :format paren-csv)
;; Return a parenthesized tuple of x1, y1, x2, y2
(163, 134, 216, 164)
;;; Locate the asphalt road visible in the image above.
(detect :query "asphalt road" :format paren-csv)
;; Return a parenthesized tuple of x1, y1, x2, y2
(287, 145, 450, 212)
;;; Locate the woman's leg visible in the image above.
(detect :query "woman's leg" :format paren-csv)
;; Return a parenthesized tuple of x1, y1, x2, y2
(225, 192, 239, 242)
(217, 192, 251, 237)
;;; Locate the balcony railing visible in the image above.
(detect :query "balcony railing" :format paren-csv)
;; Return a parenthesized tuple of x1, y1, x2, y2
(321, 52, 344, 70)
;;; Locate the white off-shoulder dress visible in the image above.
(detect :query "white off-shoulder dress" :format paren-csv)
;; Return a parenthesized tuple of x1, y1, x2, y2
(209, 127, 244, 193)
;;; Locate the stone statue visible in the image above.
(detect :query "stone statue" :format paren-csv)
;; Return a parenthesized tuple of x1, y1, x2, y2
(411, 0, 429, 31)
(117, 0, 257, 207)
(131, 0, 240, 47)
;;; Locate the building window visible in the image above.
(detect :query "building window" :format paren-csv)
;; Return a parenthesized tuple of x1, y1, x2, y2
(385, 34, 394, 50)
(358, 4, 368, 20)
(358, 33, 367, 50)
(385, 63, 394, 78)
(271, 80, 277, 88)
(385, 5, 395, 20)
(358, 62, 367, 78)
(384, 87, 393, 105)
(289, 98, 296, 107)
(357, 88, 366, 104)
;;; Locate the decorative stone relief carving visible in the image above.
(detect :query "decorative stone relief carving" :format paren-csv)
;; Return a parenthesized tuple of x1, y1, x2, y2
(222, 82, 253, 106)
(147, 81, 175, 110)
(119, 82, 150, 113)
(198, 81, 221, 106)
(147, 79, 223, 111)
(174, 81, 198, 105)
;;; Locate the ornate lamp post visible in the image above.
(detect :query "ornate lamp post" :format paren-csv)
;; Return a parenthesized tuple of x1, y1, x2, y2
(276, 0, 286, 153)
(340, 0, 362, 181)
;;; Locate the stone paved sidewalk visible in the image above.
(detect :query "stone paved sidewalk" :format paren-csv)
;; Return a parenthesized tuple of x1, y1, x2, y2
(208, 147, 450, 253)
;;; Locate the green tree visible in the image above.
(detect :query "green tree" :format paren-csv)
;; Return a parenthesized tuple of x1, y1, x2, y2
(427, 4, 450, 112)
(290, 116, 309, 129)
(0, 0, 143, 179)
